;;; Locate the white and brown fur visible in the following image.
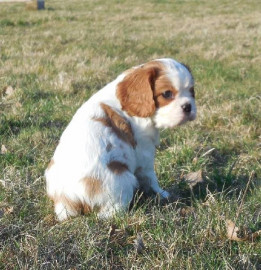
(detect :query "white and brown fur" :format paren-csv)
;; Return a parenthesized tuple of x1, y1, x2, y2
(45, 58, 196, 221)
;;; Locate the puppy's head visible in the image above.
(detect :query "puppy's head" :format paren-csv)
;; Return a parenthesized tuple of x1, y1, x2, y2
(116, 58, 196, 128)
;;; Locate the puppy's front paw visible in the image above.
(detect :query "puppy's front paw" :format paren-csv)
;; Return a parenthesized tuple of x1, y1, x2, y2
(160, 190, 170, 199)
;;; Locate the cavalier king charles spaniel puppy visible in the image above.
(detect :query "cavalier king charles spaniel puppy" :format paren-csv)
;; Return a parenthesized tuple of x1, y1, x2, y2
(45, 58, 196, 221)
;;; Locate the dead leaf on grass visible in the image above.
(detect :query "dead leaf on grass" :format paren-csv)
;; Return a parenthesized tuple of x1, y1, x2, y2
(5, 206, 14, 215)
(202, 192, 216, 207)
(183, 170, 204, 188)
(226, 219, 243, 241)
(42, 214, 57, 226)
(2, 86, 15, 99)
(0, 180, 5, 187)
(0, 205, 14, 219)
(1, 145, 8, 154)
(226, 219, 261, 242)
(180, 206, 195, 217)
(15, 102, 22, 108)
(192, 157, 198, 164)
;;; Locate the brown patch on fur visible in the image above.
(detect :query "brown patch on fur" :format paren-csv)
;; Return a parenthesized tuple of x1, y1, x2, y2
(154, 75, 178, 107)
(94, 117, 109, 127)
(107, 161, 128, 175)
(142, 60, 166, 70)
(116, 61, 164, 117)
(52, 194, 91, 215)
(82, 203, 92, 214)
(95, 103, 136, 148)
(50, 177, 104, 217)
(47, 159, 54, 170)
(123, 67, 136, 76)
(83, 177, 103, 199)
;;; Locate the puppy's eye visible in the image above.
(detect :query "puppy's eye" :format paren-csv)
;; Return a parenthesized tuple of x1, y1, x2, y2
(162, 90, 173, 99)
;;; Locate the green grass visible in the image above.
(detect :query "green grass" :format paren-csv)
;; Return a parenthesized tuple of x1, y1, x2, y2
(0, 0, 260, 269)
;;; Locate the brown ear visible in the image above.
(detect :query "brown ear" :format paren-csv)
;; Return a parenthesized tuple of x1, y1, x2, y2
(116, 66, 160, 117)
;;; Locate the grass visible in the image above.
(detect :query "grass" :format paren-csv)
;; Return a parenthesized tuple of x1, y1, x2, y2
(0, 0, 260, 269)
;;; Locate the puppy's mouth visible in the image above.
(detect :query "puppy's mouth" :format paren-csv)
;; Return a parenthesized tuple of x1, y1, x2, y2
(178, 112, 196, 126)
(153, 108, 197, 129)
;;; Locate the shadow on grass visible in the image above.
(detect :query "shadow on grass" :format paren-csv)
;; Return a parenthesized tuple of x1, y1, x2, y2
(0, 115, 67, 137)
(131, 150, 259, 213)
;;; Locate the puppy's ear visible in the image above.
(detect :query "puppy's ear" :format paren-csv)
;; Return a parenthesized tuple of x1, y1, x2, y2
(116, 66, 160, 117)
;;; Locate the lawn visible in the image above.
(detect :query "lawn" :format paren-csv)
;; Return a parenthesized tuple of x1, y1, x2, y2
(0, 0, 260, 269)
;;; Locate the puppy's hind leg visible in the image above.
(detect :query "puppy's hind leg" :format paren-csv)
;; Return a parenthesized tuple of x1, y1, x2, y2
(98, 170, 138, 219)
(55, 201, 77, 221)
(53, 194, 90, 221)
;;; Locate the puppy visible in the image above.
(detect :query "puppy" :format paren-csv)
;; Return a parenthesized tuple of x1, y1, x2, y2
(45, 58, 196, 221)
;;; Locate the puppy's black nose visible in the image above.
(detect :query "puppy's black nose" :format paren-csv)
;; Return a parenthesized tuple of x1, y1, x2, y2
(181, 103, 191, 113)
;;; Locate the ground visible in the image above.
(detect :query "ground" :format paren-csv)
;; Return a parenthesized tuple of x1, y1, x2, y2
(0, 0, 260, 269)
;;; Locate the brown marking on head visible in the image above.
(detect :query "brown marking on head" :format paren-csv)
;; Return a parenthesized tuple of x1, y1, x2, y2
(83, 177, 103, 199)
(116, 61, 165, 117)
(142, 60, 166, 70)
(116, 60, 182, 116)
(107, 161, 128, 175)
(52, 194, 91, 216)
(94, 103, 137, 148)
(122, 66, 136, 76)
(154, 75, 178, 107)
(47, 159, 54, 170)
